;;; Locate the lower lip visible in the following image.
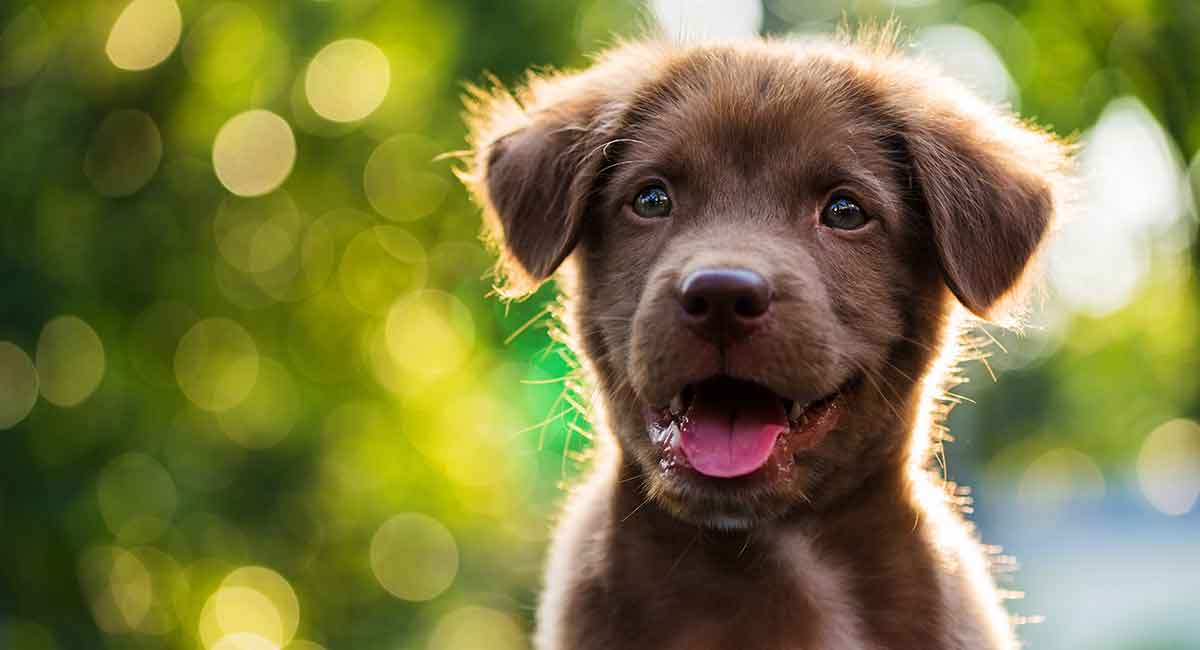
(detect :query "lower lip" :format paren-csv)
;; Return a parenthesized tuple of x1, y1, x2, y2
(643, 396, 843, 479)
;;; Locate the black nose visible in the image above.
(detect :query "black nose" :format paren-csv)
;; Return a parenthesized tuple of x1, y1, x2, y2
(677, 268, 772, 345)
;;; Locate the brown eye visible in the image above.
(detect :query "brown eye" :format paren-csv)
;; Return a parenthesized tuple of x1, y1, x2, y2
(633, 186, 671, 218)
(821, 197, 869, 230)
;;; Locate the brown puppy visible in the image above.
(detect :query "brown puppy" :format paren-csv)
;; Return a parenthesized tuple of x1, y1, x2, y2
(460, 30, 1071, 650)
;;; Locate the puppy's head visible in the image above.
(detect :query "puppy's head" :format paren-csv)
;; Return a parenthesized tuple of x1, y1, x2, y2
(462, 37, 1070, 528)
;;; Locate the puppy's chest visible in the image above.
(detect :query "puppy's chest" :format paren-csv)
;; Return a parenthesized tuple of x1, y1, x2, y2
(595, 533, 869, 650)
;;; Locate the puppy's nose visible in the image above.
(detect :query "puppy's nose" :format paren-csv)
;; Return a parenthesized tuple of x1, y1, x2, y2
(677, 268, 772, 345)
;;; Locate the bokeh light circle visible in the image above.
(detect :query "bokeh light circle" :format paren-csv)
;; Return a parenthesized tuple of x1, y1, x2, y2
(420, 393, 521, 488)
(0, 341, 39, 429)
(120, 546, 185, 635)
(175, 318, 260, 412)
(384, 290, 475, 379)
(106, 0, 182, 71)
(1017, 447, 1105, 513)
(214, 193, 304, 274)
(1137, 418, 1200, 516)
(96, 453, 178, 543)
(427, 606, 526, 650)
(216, 358, 300, 449)
(305, 39, 391, 123)
(36, 315, 106, 407)
(85, 110, 163, 197)
(362, 134, 448, 221)
(650, 0, 763, 43)
(211, 633, 280, 650)
(213, 110, 296, 197)
(199, 566, 299, 648)
(78, 546, 154, 634)
(369, 513, 458, 601)
(337, 225, 427, 314)
(914, 24, 1019, 108)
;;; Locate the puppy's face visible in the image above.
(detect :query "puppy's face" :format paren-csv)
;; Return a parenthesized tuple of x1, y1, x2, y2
(464, 42, 1066, 527)
(581, 65, 925, 525)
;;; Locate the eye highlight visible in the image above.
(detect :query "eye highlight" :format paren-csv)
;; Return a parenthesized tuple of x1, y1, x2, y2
(820, 196, 869, 230)
(632, 185, 671, 219)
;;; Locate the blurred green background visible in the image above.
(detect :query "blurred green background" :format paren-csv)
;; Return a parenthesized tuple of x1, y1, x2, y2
(0, 1, 1197, 648)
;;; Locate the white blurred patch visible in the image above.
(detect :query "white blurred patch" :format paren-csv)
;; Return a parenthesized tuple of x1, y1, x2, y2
(914, 24, 1019, 108)
(1017, 447, 1106, 515)
(1137, 419, 1200, 516)
(650, 0, 762, 44)
(1049, 97, 1190, 316)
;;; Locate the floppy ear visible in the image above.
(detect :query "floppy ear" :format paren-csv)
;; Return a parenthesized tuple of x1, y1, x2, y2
(459, 46, 661, 298)
(473, 96, 603, 293)
(898, 80, 1072, 319)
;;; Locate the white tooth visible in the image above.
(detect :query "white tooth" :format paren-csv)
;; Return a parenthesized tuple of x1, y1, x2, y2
(670, 393, 684, 415)
(789, 400, 807, 421)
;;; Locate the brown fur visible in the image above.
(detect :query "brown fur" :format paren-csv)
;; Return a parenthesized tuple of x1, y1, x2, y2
(459, 31, 1072, 650)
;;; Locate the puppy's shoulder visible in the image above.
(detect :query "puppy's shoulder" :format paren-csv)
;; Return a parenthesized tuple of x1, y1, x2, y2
(534, 457, 616, 650)
(916, 491, 1022, 650)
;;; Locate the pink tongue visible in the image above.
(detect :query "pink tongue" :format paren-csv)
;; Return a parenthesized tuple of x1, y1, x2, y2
(679, 388, 788, 478)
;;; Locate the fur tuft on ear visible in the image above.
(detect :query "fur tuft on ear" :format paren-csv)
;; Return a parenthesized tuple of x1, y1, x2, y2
(874, 56, 1075, 321)
(457, 44, 667, 299)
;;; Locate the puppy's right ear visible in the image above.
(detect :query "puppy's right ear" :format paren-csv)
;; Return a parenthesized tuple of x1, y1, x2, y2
(460, 63, 634, 298)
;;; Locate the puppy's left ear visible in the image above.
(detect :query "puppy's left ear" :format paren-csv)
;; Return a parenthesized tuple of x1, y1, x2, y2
(458, 46, 661, 298)
(899, 81, 1073, 319)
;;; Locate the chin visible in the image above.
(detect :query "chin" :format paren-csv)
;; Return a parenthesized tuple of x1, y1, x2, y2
(631, 373, 863, 529)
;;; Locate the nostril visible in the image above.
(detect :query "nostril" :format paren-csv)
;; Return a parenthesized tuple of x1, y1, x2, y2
(734, 295, 767, 318)
(683, 295, 709, 318)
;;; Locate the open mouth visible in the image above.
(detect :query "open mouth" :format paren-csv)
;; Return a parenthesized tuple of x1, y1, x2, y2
(644, 375, 853, 479)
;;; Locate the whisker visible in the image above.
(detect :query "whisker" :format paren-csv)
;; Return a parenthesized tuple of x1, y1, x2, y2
(621, 491, 655, 522)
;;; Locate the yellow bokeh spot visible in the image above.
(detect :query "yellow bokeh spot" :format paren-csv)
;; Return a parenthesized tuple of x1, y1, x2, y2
(96, 453, 177, 544)
(36, 315, 106, 407)
(213, 110, 296, 197)
(0, 341, 39, 429)
(1137, 418, 1200, 516)
(414, 392, 522, 488)
(305, 39, 391, 123)
(124, 546, 185, 635)
(337, 226, 427, 314)
(369, 513, 458, 601)
(427, 606, 527, 650)
(216, 358, 300, 449)
(85, 110, 163, 197)
(211, 633, 280, 650)
(217, 588, 282, 644)
(214, 193, 304, 274)
(78, 546, 154, 634)
(384, 290, 474, 380)
(362, 134, 448, 221)
(106, 0, 182, 71)
(175, 318, 260, 412)
(199, 566, 299, 648)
